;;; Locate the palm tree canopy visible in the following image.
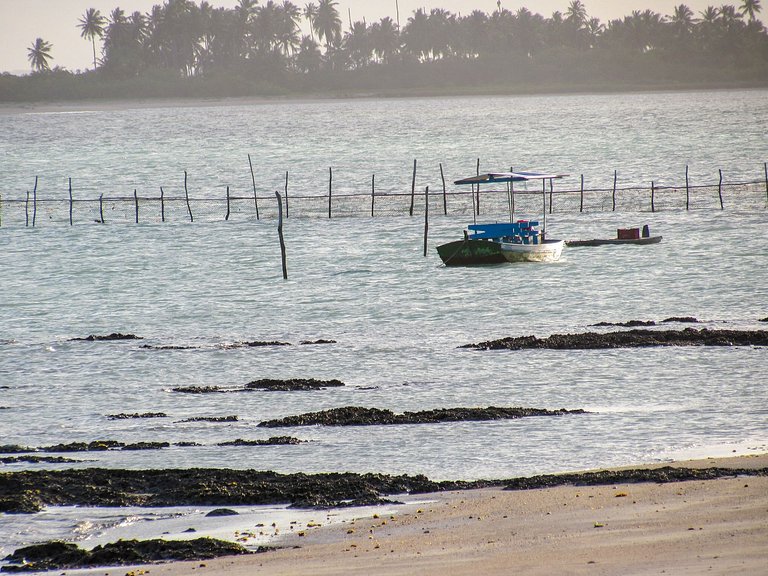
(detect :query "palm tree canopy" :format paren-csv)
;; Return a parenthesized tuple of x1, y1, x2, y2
(27, 37, 53, 71)
(78, 8, 106, 40)
(740, 0, 762, 20)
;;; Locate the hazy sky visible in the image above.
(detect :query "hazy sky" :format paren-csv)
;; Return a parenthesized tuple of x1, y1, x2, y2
(1, 0, 729, 74)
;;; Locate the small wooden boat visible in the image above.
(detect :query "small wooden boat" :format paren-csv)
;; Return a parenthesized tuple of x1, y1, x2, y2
(437, 171, 567, 266)
(566, 225, 662, 247)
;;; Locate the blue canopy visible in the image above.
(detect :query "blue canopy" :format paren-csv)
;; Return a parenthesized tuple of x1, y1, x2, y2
(454, 171, 567, 185)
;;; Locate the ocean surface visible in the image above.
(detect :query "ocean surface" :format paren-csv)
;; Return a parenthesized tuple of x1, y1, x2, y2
(1, 89, 767, 557)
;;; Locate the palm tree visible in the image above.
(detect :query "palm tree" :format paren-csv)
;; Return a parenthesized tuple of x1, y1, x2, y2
(78, 8, 106, 70)
(313, 0, 341, 50)
(740, 0, 762, 20)
(565, 0, 588, 26)
(303, 2, 317, 39)
(27, 37, 53, 71)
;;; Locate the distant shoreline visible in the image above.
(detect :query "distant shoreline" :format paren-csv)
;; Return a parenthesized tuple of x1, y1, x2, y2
(2, 81, 767, 116)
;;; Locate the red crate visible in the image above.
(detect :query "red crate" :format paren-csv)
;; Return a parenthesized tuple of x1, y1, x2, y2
(617, 228, 640, 240)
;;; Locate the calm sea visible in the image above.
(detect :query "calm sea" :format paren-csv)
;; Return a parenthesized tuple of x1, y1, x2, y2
(1, 89, 767, 555)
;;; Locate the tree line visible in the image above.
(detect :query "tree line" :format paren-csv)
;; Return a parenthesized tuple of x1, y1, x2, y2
(6, 0, 768, 101)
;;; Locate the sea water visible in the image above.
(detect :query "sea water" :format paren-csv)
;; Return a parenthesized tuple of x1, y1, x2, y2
(1, 90, 767, 557)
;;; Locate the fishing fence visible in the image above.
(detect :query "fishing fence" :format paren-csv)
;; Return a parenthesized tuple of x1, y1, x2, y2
(2, 167, 767, 228)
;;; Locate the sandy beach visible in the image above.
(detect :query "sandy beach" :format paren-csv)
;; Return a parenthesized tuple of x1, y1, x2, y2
(96, 454, 768, 576)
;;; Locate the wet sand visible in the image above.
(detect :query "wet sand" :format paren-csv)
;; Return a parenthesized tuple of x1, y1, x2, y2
(109, 453, 768, 576)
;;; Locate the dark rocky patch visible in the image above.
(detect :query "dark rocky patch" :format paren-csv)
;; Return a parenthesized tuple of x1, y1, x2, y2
(140, 344, 196, 350)
(462, 328, 768, 350)
(0, 445, 34, 454)
(503, 466, 768, 491)
(205, 508, 239, 517)
(172, 386, 223, 394)
(122, 442, 170, 451)
(759, 317, 768, 322)
(174, 441, 203, 447)
(661, 316, 701, 323)
(1, 455, 82, 464)
(0, 407, 10, 410)
(0, 468, 482, 510)
(179, 416, 238, 423)
(1, 537, 252, 572)
(108, 412, 168, 420)
(216, 437, 305, 446)
(258, 406, 586, 428)
(246, 378, 345, 391)
(299, 339, 337, 345)
(41, 441, 125, 453)
(591, 320, 656, 327)
(71, 333, 142, 341)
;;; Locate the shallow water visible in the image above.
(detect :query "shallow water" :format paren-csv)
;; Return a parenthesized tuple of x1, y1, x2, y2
(1, 89, 767, 556)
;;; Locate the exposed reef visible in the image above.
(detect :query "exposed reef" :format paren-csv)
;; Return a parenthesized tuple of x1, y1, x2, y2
(107, 412, 168, 420)
(216, 437, 304, 446)
(590, 317, 700, 327)
(462, 328, 768, 350)
(246, 378, 344, 391)
(172, 378, 346, 394)
(257, 406, 586, 428)
(71, 333, 142, 341)
(1, 538, 252, 572)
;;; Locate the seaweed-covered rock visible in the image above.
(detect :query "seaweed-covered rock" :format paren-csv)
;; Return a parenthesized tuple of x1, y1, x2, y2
(591, 320, 656, 327)
(172, 386, 223, 394)
(108, 412, 168, 420)
(0, 491, 45, 514)
(206, 508, 239, 517)
(72, 333, 142, 341)
(41, 440, 125, 453)
(463, 328, 768, 350)
(0, 445, 34, 454)
(299, 339, 337, 345)
(216, 437, 304, 446)
(2, 538, 251, 572)
(1, 455, 81, 464)
(179, 416, 238, 423)
(258, 406, 586, 428)
(246, 378, 345, 391)
(661, 316, 701, 323)
(121, 442, 170, 451)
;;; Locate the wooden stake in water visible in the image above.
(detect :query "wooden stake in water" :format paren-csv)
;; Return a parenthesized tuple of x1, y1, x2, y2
(423, 186, 429, 257)
(651, 181, 655, 213)
(99, 193, 104, 223)
(69, 178, 73, 226)
(184, 171, 193, 222)
(549, 178, 554, 214)
(685, 165, 690, 211)
(328, 166, 333, 219)
(32, 176, 38, 227)
(579, 174, 584, 213)
(612, 170, 617, 212)
(284, 171, 289, 218)
(439, 163, 447, 215)
(371, 173, 375, 217)
(248, 154, 260, 220)
(225, 186, 231, 221)
(409, 159, 417, 216)
(25, 191, 29, 227)
(160, 187, 165, 222)
(718, 169, 724, 210)
(475, 158, 480, 215)
(134, 189, 139, 224)
(275, 191, 288, 280)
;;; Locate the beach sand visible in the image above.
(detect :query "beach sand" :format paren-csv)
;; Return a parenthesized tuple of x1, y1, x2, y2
(109, 454, 768, 576)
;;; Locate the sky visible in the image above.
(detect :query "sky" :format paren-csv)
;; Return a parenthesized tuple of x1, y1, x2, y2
(1, 0, 733, 74)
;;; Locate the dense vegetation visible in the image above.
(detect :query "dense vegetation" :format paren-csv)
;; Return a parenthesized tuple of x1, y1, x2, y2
(4, 0, 767, 102)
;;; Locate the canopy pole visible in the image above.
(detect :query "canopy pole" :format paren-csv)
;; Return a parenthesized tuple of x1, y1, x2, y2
(542, 179, 546, 241)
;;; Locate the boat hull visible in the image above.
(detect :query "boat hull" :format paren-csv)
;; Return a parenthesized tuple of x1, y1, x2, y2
(436, 239, 507, 266)
(500, 239, 564, 262)
(565, 236, 662, 247)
